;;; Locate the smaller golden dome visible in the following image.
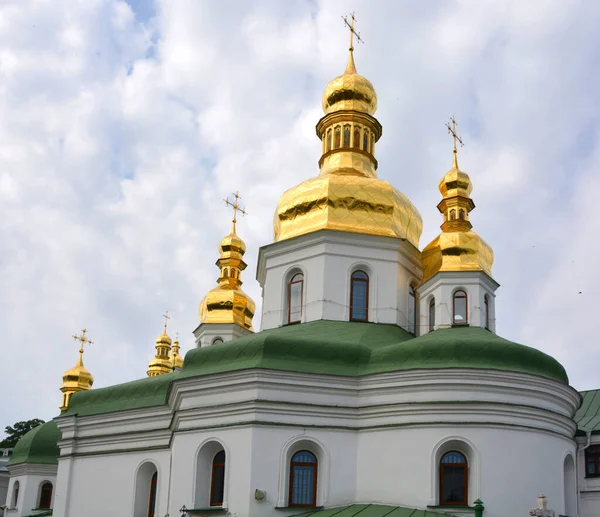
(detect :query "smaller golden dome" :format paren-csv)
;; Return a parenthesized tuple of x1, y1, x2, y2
(170, 336, 184, 369)
(60, 329, 94, 411)
(421, 145, 494, 284)
(322, 52, 377, 116)
(148, 322, 174, 377)
(220, 232, 246, 254)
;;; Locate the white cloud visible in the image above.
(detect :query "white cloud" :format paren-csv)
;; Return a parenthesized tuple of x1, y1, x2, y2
(0, 0, 599, 427)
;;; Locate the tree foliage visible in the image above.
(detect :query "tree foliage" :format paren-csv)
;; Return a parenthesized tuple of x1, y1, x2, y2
(0, 418, 45, 448)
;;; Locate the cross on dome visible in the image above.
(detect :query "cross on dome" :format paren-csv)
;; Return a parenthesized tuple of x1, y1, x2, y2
(224, 191, 247, 234)
(342, 12, 363, 52)
(72, 329, 93, 353)
(446, 116, 464, 169)
(162, 311, 170, 333)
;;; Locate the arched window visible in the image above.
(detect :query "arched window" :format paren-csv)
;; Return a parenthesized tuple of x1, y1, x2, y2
(12, 480, 19, 508)
(288, 273, 304, 324)
(327, 129, 332, 151)
(484, 295, 490, 330)
(343, 125, 351, 147)
(564, 454, 576, 517)
(212, 337, 224, 345)
(370, 133, 374, 153)
(449, 209, 456, 221)
(148, 472, 157, 517)
(458, 209, 465, 220)
(134, 462, 158, 517)
(223, 268, 229, 278)
(363, 131, 369, 151)
(453, 290, 468, 324)
(39, 482, 53, 509)
(408, 285, 417, 334)
(289, 450, 318, 507)
(350, 270, 369, 322)
(353, 126, 361, 148)
(440, 451, 468, 505)
(210, 450, 226, 506)
(429, 298, 435, 332)
(334, 126, 341, 148)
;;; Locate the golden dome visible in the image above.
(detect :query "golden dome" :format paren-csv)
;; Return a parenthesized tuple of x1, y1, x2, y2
(170, 336, 184, 369)
(421, 148, 494, 284)
(275, 173, 422, 247)
(147, 326, 174, 377)
(199, 223, 255, 331)
(274, 49, 422, 248)
(60, 330, 94, 411)
(322, 53, 377, 116)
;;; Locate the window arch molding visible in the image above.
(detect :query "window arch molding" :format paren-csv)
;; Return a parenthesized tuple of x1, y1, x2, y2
(37, 480, 53, 510)
(452, 288, 469, 325)
(193, 438, 229, 510)
(277, 436, 330, 509)
(133, 460, 159, 517)
(408, 280, 419, 335)
(346, 263, 374, 323)
(562, 451, 576, 517)
(430, 436, 479, 507)
(11, 479, 19, 509)
(282, 267, 307, 325)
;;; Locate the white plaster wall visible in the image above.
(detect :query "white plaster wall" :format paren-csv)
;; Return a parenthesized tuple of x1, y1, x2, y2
(577, 436, 600, 517)
(257, 230, 421, 331)
(169, 426, 253, 516)
(4, 471, 56, 517)
(357, 426, 574, 517)
(193, 322, 253, 348)
(55, 450, 171, 517)
(418, 271, 499, 332)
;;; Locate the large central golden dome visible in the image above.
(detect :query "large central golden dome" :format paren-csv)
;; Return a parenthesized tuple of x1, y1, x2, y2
(273, 51, 422, 248)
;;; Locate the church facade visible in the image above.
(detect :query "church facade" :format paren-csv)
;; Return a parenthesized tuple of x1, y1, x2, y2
(4, 37, 600, 517)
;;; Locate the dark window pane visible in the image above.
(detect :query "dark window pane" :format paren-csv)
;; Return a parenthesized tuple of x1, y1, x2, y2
(453, 291, 467, 323)
(211, 464, 225, 505)
(292, 451, 316, 463)
(442, 466, 465, 503)
(351, 280, 368, 320)
(441, 451, 467, 464)
(289, 281, 302, 322)
(39, 483, 53, 509)
(291, 465, 315, 505)
(343, 125, 351, 147)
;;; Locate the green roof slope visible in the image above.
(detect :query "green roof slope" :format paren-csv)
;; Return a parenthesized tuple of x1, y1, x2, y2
(8, 421, 60, 466)
(291, 503, 454, 516)
(64, 371, 179, 417)
(369, 326, 568, 383)
(575, 390, 600, 434)
(60, 321, 568, 418)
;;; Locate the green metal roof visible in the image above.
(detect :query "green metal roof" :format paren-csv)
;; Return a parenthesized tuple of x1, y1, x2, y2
(64, 371, 179, 417)
(61, 321, 568, 418)
(290, 503, 454, 516)
(7, 421, 60, 467)
(575, 390, 600, 435)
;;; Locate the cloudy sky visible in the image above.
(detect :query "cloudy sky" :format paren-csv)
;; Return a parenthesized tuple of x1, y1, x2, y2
(0, 0, 599, 428)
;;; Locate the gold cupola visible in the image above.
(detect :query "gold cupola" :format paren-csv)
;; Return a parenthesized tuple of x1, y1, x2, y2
(60, 329, 94, 411)
(420, 119, 494, 284)
(170, 332, 183, 369)
(147, 313, 174, 377)
(198, 193, 256, 330)
(273, 17, 422, 247)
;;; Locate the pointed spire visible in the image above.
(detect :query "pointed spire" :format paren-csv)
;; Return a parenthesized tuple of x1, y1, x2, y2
(345, 50, 357, 74)
(446, 116, 464, 170)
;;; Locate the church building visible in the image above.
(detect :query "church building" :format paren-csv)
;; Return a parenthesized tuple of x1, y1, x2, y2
(3, 19, 600, 517)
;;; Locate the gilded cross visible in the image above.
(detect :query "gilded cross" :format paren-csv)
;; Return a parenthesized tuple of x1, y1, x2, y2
(175, 331, 180, 342)
(162, 311, 170, 332)
(446, 116, 464, 152)
(72, 329, 93, 353)
(224, 191, 247, 233)
(342, 12, 363, 51)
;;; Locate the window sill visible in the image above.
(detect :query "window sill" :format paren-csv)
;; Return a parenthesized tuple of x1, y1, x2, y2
(184, 508, 227, 515)
(428, 505, 474, 512)
(275, 506, 323, 511)
(585, 474, 600, 479)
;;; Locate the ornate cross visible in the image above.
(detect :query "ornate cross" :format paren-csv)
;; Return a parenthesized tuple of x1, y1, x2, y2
(162, 311, 170, 332)
(72, 329, 93, 353)
(343, 12, 363, 51)
(224, 191, 247, 233)
(446, 116, 464, 152)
